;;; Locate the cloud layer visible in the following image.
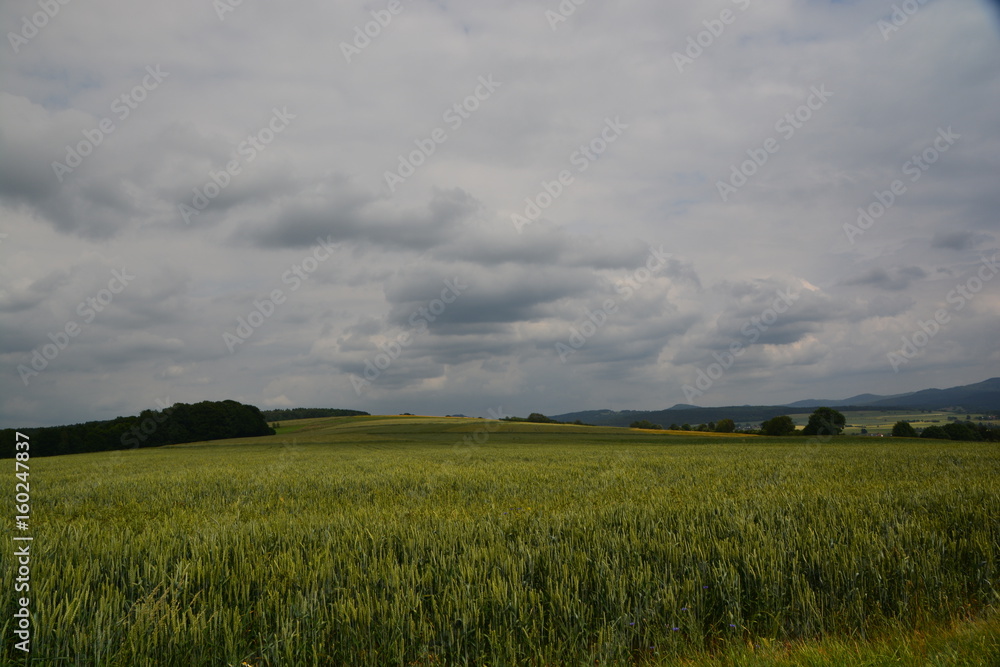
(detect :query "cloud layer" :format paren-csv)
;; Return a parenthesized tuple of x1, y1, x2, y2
(2, 0, 999, 426)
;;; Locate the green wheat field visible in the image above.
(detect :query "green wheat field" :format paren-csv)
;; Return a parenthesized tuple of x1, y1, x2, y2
(3, 415, 999, 665)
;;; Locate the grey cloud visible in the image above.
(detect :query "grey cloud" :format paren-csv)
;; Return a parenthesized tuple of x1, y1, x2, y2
(236, 186, 474, 250)
(0, 93, 72, 205)
(864, 294, 916, 319)
(842, 266, 927, 291)
(2, 0, 999, 425)
(931, 230, 994, 251)
(384, 264, 599, 332)
(0, 93, 164, 239)
(0, 269, 70, 313)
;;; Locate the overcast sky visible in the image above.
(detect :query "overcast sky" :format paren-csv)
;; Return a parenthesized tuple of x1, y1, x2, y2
(2, 0, 999, 427)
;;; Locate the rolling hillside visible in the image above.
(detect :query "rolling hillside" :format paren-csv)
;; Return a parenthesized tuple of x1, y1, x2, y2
(553, 377, 1000, 427)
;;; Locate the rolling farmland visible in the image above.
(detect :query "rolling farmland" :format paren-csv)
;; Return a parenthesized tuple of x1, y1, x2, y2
(3, 416, 998, 665)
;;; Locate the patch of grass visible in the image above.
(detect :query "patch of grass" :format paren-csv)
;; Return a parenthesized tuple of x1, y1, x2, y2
(676, 610, 1000, 666)
(656, 429, 759, 437)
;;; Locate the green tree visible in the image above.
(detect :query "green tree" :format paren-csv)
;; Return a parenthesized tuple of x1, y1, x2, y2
(760, 415, 796, 436)
(715, 419, 735, 433)
(892, 421, 918, 438)
(526, 413, 557, 424)
(801, 407, 846, 437)
(943, 422, 980, 441)
(921, 425, 950, 440)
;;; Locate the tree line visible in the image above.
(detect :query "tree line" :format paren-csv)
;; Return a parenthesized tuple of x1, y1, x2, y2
(631, 419, 737, 433)
(634, 406, 1000, 441)
(260, 407, 369, 421)
(890, 419, 999, 441)
(503, 413, 587, 426)
(2, 400, 275, 458)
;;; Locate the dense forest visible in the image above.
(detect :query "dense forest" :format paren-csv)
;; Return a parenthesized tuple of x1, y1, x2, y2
(261, 408, 369, 421)
(3, 400, 274, 458)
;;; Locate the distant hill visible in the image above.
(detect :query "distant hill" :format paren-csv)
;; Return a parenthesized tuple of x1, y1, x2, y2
(553, 377, 1000, 428)
(554, 406, 800, 428)
(783, 378, 1000, 411)
(782, 392, 913, 409)
(864, 377, 1000, 411)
